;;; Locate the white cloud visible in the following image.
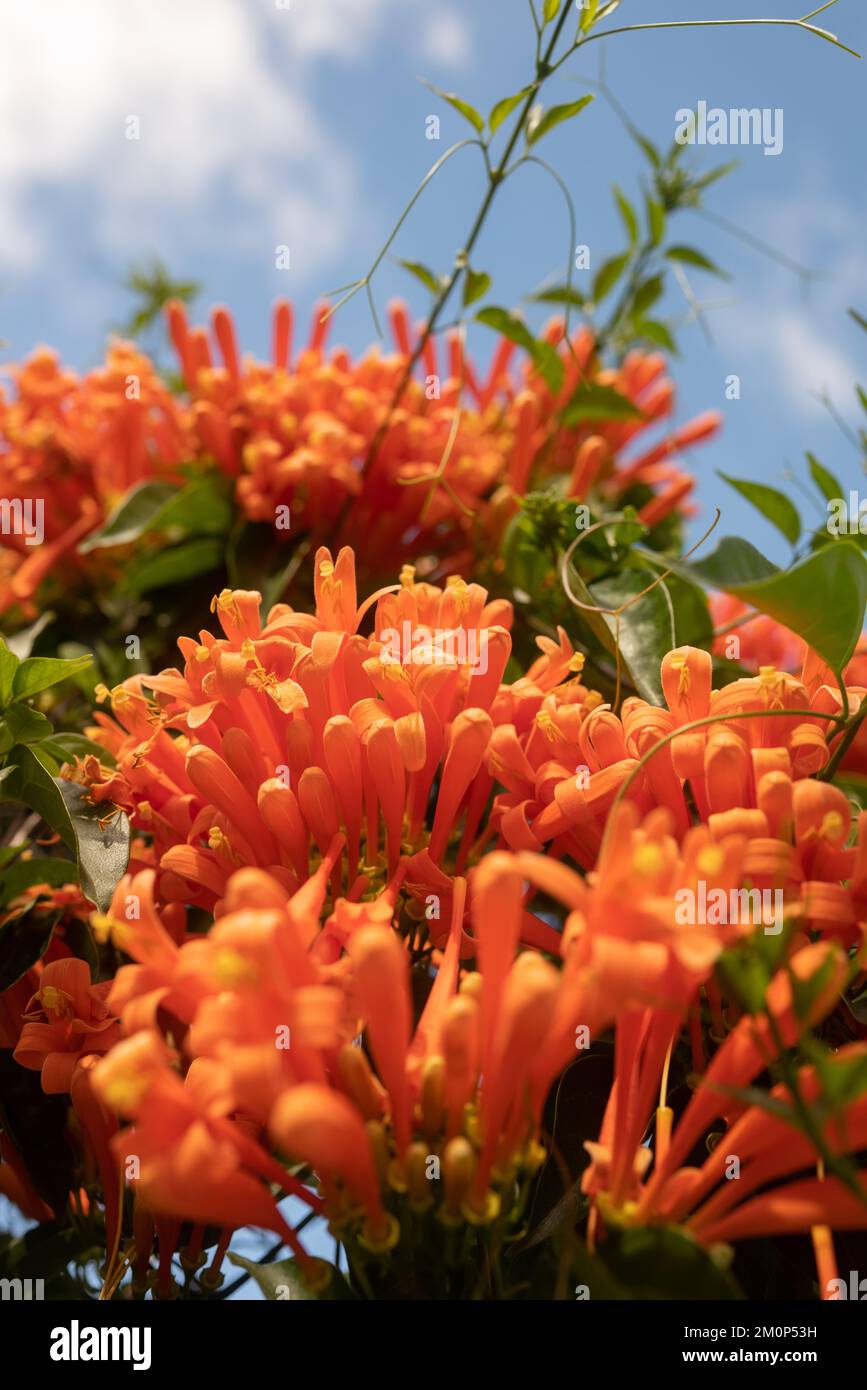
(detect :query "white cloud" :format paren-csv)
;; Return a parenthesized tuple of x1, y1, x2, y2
(265, 0, 396, 61)
(0, 0, 416, 279)
(721, 304, 859, 421)
(715, 183, 867, 420)
(420, 11, 472, 67)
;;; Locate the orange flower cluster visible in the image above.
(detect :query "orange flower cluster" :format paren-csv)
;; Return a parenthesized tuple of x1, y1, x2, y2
(0, 300, 719, 623)
(167, 298, 720, 572)
(73, 549, 866, 944)
(3, 543, 865, 1296)
(74, 548, 578, 952)
(0, 344, 192, 618)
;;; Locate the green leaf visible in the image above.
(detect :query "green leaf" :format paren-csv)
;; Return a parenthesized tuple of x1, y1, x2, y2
(807, 452, 843, 503)
(561, 380, 643, 426)
(3, 704, 54, 745)
(591, 251, 631, 304)
(635, 318, 677, 353)
(80, 476, 231, 553)
(599, 1226, 742, 1300)
(0, 857, 77, 909)
(227, 1253, 355, 1300)
(0, 640, 19, 706)
(77, 481, 176, 552)
(397, 259, 442, 296)
(613, 185, 639, 244)
(3, 745, 129, 911)
(665, 245, 728, 278)
(489, 87, 532, 134)
(587, 567, 677, 705)
(718, 473, 801, 546)
(578, 0, 600, 31)
(666, 572, 714, 649)
(0, 902, 60, 992)
(462, 267, 492, 309)
(528, 284, 585, 308)
(646, 197, 665, 246)
(11, 654, 93, 702)
(118, 537, 224, 596)
(475, 307, 564, 394)
(690, 538, 867, 673)
(631, 273, 665, 318)
(689, 160, 739, 197)
(38, 732, 116, 768)
(527, 94, 594, 146)
(686, 536, 779, 587)
(421, 81, 484, 134)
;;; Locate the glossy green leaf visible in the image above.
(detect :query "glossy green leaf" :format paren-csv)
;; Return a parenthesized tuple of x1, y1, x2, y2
(636, 318, 677, 353)
(613, 184, 638, 244)
(686, 536, 779, 587)
(3, 704, 54, 745)
(591, 251, 631, 304)
(80, 476, 231, 553)
(718, 473, 801, 545)
(0, 640, 19, 705)
(475, 307, 564, 394)
(118, 537, 224, 595)
(11, 654, 93, 702)
(527, 94, 594, 146)
(420, 81, 484, 134)
(631, 273, 665, 318)
(38, 732, 116, 768)
(665, 245, 729, 277)
(578, 0, 600, 31)
(689, 538, 866, 673)
(3, 745, 129, 911)
(587, 567, 677, 706)
(397, 259, 442, 296)
(528, 284, 585, 308)
(462, 267, 492, 308)
(0, 856, 78, 908)
(561, 380, 643, 426)
(77, 481, 176, 552)
(489, 87, 532, 134)
(646, 197, 665, 246)
(807, 452, 843, 503)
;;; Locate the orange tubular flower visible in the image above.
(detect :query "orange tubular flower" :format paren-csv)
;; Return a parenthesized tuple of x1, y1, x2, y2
(71, 546, 590, 955)
(578, 936, 857, 1236)
(0, 344, 193, 619)
(13, 958, 122, 1092)
(88, 849, 608, 1251)
(162, 297, 718, 577)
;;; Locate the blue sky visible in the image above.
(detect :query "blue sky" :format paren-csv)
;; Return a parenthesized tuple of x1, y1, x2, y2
(2, 0, 865, 559)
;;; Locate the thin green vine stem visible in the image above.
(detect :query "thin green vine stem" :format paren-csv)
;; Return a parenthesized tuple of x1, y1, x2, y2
(328, 1, 857, 483)
(600, 704, 852, 857)
(575, 11, 860, 62)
